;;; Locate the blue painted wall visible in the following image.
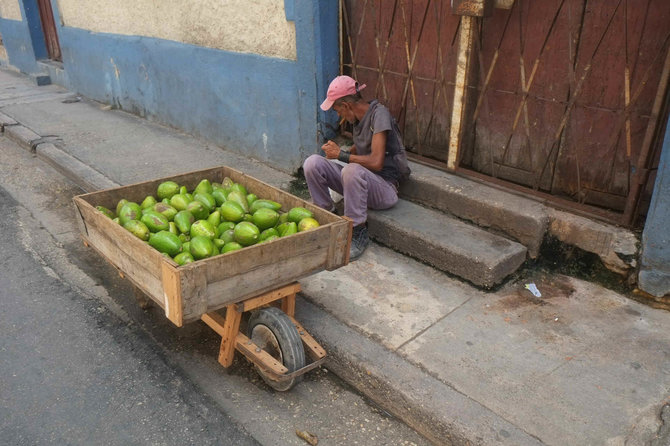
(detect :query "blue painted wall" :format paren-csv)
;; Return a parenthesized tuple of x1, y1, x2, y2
(0, 0, 340, 173)
(0, 18, 36, 72)
(639, 118, 670, 297)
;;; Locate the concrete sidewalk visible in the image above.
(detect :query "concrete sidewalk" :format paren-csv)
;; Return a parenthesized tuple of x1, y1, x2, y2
(2, 67, 670, 446)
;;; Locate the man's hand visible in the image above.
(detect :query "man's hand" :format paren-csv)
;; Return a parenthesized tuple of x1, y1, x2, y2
(322, 140, 341, 159)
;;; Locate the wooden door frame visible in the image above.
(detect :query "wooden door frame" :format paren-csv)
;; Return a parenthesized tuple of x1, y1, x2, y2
(36, 0, 61, 61)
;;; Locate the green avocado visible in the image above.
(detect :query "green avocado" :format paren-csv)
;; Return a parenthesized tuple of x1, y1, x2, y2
(123, 220, 150, 241)
(288, 207, 313, 223)
(186, 200, 209, 220)
(193, 179, 213, 196)
(148, 231, 182, 256)
(157, 181, 180, 200)
(189, 235, 216, 260)
(118, 202, 142, 226)
(169, 193, 193, 211)
(212, 188, 228, 206)
(174, 210, 195, 234)
(140, 195, 158, 209)
(141, 210, 169, 233)
(277, 221, 298, 237)
(153, 202, 178, 221)
(220, 201, 245, 223)
(194, 192, 217, 212)
(226, 190, 249, 213)
(249, 199, 282, 213)
(173, 251, 194, 266)
(96, 205, 115, 219)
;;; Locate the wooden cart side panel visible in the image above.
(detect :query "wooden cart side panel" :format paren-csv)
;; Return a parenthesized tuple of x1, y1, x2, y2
(74, 197, 167, 305)
(327, 218, 352, 270)
(201, 247, 328, 318)
(161, 263, 183, 327)
(175, 229, 329, 320)
(176, 265, 208, 324)
(72, 200, 88, 239)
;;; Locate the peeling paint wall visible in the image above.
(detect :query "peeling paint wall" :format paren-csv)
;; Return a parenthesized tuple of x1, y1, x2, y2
(0, 0, 22, 20)
(57, 0, 297, 60)
(0, 0, 339, 173)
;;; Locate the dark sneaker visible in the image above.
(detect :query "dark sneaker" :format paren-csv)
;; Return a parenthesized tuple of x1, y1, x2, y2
(349, 224, 369, 261)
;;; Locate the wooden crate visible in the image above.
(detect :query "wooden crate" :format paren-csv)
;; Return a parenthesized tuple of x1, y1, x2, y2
(73, 166, 351, 327)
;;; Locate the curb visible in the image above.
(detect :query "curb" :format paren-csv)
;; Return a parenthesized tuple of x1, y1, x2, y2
(295, 296, 544, 446)
(5, 124, 42, 150)
(0, 111, 18, 132)
(35, 143, 121, 193)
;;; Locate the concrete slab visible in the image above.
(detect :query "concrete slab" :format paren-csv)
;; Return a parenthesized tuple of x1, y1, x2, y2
(401, 162, 548, 257)
(369, 199, 527, 288)
(399, 273, 670, 445)
(295, 297, 545, 446)
(301, 243, 475, 350)
(548, 208, 639, 276)
(1, 98, 294, 190)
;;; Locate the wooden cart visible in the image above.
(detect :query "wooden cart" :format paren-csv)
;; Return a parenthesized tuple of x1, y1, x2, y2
(73, 166, 351, 390)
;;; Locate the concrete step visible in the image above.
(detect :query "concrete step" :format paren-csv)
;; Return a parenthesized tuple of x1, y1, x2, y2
(400, 162, 548, 257)
(368, 199, 527, 288)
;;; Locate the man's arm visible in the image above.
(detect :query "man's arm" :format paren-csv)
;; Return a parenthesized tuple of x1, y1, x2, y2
(321, 133, 386, 172)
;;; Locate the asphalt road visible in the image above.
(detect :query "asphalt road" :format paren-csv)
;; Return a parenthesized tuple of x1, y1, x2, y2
(0, 185, 261, 445)
(0, 135, 429, 445)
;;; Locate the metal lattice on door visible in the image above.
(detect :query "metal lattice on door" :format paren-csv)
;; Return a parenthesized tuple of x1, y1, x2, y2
(462, 0, 670, 224)
(341, 0, 460, 162)
(342, 0, 670, 227)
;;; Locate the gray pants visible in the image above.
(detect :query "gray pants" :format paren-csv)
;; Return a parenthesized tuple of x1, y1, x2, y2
(303, 154, 398, 226)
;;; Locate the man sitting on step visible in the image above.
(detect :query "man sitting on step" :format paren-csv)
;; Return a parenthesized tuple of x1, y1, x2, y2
(303, 75, 410, 261)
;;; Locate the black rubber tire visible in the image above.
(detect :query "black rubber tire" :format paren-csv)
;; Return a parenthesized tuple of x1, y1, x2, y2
(247, 307, 306, 391)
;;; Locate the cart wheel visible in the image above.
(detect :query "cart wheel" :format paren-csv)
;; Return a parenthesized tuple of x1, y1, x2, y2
(248, 307, 305, 391)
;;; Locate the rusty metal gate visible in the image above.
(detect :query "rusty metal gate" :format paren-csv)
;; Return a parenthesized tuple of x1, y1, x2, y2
(341, 0, 670, 226)
(340, 0, 460, 161)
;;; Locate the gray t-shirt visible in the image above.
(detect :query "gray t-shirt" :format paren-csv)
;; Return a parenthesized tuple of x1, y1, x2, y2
(352, 100, 404, 183)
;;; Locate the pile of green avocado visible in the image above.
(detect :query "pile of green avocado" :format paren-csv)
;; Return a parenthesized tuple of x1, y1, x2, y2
(95, 177, 320, 265)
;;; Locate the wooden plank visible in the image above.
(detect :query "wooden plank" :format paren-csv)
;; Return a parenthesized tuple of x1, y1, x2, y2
(235, 282, 301, 313)
(161, 263, 183, 327)
(201, 311, 228, 337)
(74, 197, 167, 302)
(448, 16, 476, 170)
(281, 294, 296, 319)
(327, 217, 352, 270)
(201, 244, 329, 314)
(217, 304, 242, 368)
(235, 332, 288, 376)
(288, 316, 327, 361)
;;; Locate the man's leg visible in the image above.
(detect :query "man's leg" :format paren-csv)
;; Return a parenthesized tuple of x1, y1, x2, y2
(303, 155, 344, 210)
(341, 164, 398, 260)
(341, 164, 398, 226)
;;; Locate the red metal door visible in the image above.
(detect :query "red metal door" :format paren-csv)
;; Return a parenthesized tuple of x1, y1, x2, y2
(341, 0, 460, 161)
(37, 0, 61, 61)
(461, 0, 670, 221)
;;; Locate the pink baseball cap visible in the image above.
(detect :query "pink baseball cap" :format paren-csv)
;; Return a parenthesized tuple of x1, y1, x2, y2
(320, 75, 366, 111)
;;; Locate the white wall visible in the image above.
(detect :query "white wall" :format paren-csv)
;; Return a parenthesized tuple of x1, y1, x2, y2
(56, 0, 297, 60)
(0, 0, 22, 20)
